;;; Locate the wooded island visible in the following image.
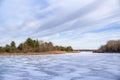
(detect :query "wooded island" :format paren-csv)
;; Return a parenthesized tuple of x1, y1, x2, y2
(0, 38, 73, 54)
(94, 40, 120, 53)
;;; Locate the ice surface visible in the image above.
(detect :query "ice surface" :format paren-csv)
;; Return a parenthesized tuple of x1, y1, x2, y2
(0, 52, 120, 80)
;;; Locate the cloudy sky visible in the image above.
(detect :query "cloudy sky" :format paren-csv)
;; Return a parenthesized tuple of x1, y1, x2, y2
(0, 0, 120, 49)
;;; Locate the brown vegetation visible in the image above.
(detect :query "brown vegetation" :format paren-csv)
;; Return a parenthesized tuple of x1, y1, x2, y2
(94, 40, 120, 53)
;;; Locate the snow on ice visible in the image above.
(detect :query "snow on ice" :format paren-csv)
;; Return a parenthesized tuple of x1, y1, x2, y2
(0, 52, 120, 80)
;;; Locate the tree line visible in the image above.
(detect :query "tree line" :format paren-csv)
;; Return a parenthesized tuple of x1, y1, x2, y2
(0, 38, 73, 53)
(94, 40, 120, 53)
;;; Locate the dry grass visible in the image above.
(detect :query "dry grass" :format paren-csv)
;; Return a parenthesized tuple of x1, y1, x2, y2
(0, 51, 69, 56)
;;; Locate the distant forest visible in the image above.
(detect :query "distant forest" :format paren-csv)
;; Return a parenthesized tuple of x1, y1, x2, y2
(0, 38, 73, 53)
(94, 40, 120, 53)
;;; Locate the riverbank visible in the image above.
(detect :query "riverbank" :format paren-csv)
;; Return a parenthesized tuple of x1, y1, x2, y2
(0, 51, 77, 56)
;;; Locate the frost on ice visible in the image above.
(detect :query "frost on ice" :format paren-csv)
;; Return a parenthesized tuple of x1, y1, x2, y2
(0, 52, 120, 80)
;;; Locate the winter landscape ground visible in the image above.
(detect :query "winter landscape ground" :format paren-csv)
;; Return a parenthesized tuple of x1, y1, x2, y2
(0, 52, 120, 80)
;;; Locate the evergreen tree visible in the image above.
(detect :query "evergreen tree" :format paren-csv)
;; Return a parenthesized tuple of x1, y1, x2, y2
(5, 44, 11, 53)
(10, 41, 16, 52)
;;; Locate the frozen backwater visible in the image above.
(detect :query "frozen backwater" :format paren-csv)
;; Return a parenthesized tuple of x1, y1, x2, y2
(0, 52, 120, 80)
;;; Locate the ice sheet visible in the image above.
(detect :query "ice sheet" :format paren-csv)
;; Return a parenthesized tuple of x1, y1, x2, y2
(0, 52, 120, 80)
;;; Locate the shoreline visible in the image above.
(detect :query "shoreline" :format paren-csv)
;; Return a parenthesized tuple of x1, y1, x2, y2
(0, 51, 77, 56)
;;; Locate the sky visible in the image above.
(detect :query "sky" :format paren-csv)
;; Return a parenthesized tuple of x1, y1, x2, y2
(0, 0, 120, 49)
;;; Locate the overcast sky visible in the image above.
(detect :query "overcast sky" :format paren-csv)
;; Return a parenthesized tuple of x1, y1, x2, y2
(0, 0, 120, 49)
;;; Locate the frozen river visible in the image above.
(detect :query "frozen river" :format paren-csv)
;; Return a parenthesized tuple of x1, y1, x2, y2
(0, 52, 120, 80)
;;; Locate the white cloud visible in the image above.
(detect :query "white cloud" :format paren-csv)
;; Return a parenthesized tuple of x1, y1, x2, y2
(0, 0, 120, 49)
